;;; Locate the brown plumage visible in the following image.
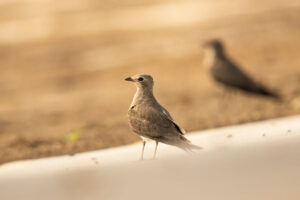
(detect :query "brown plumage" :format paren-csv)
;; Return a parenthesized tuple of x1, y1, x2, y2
(125, 74, 201, 160)
(202, 39, 281, 99)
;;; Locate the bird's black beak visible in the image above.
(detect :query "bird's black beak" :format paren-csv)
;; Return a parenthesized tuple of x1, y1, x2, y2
(125, 77, 133, 82)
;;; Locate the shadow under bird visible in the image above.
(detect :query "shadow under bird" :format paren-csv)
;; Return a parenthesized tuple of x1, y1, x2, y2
(125, 74, 201, 160)
(202, 39, 280, 99)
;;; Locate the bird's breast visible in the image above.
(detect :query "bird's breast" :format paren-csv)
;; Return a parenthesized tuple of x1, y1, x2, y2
(127, 104, 143, 117)
(203, 48, 215, 70)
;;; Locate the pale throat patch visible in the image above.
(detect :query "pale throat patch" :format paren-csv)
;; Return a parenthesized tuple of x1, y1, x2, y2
(130, 87, 141, 108)
(203, 48, 216, 70)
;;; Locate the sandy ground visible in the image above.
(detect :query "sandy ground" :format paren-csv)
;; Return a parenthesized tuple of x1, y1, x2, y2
(0, 0, 300, 164)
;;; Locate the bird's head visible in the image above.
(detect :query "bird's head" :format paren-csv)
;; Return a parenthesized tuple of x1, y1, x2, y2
(125, 74, 154, 90)
(202, 39, 224, 53)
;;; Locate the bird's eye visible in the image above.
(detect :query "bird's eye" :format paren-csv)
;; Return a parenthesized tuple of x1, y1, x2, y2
(138, 77, 144, 82)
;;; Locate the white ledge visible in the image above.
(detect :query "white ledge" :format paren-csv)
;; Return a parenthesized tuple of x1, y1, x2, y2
(1, 115, 300, 200)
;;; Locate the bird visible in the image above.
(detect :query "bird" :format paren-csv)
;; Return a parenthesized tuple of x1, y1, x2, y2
(125, 74, 201, 160)
(202, 39, 280, 99)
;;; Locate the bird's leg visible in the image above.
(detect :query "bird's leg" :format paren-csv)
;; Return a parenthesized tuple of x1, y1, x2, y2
(153, 140, 159, 160)
(140, 139, 146, 161)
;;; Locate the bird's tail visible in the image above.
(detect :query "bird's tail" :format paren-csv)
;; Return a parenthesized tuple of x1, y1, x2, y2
(177, 139, 203, 153)
(157, 135, 202, 152)
(255, 84, 281, 100)
(258, 88, 280, 98)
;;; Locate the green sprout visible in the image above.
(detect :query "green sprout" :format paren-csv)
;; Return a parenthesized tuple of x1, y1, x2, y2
(65, 132, 81, 143)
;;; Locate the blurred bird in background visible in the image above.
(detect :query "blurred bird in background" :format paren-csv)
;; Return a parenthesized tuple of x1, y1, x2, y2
(125, 74, 201, 160)
(202, 39, 281, 100)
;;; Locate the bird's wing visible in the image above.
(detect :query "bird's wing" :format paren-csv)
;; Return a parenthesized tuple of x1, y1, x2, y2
(128, 105, 184, 138)
(213, 58, 258, 91)
(161, 106, 186, 135)
(161, 107, 173, 121)
(217, 58, 280, 98)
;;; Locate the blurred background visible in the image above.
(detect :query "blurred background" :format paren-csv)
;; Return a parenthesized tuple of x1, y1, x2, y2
(0, 0, 300, 164)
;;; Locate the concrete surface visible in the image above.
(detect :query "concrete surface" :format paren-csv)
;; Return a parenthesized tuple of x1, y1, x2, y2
(0, 115, 300, 200)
